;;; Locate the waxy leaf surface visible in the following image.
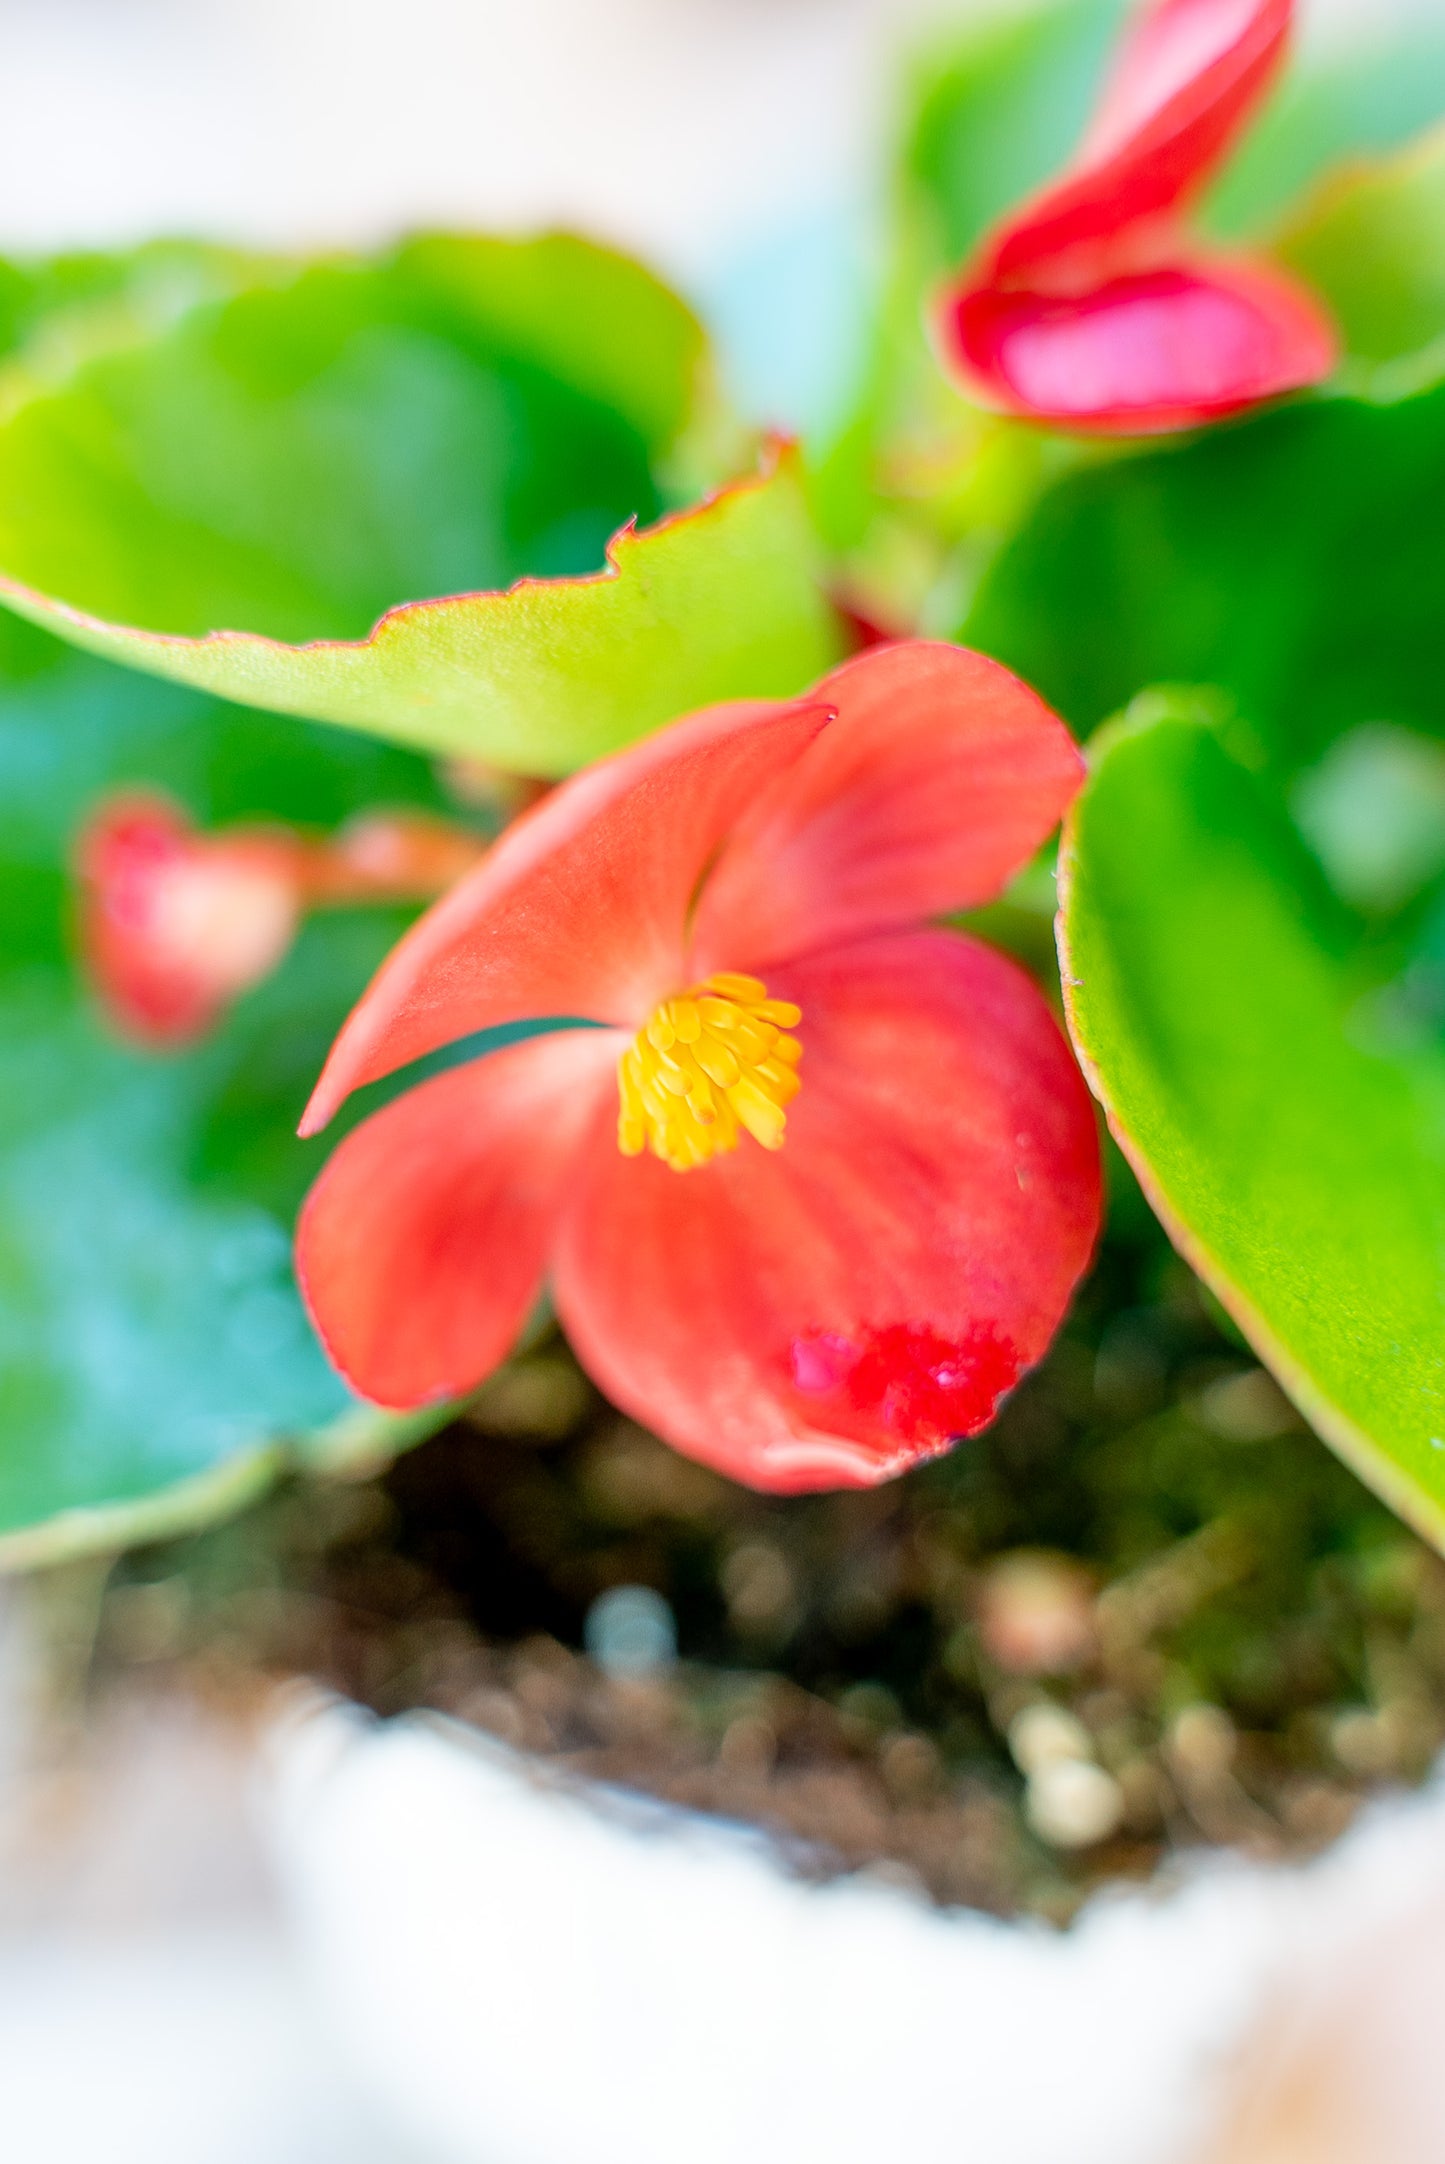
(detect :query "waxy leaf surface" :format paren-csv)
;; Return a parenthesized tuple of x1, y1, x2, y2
(0, 609, 451, 1565)
(0, 236, 839, 770)
(1061, 708, 1445, 1547)
(1273, 124, 1445, 375)
(961, 379, 1445, 775)
(1206, 19, 1445, 236)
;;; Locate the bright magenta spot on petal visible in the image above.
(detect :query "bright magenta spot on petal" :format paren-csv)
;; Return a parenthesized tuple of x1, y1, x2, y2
(788, 1322, 1020, 1447)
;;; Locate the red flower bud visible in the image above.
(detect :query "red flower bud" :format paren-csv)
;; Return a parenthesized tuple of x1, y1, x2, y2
(937, 0, 1338, 433)
(76, 794, 304, 1047)
(75, 796, 488, 1048)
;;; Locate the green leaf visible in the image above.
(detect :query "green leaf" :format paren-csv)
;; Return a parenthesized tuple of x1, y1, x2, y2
(390, 232, 704, 453)
(0, 448, 840, 775)
(1205, 26, 1445, 238)
(0, 235, 839, 770)
(1272, 124, 1445, 375)
(0, 234, 694, 644)
(1060, 704, 1445, 1549)
(0, 607, 454, 1565)
(0, 240, 269, 371)
(961, 380, 1445, 777)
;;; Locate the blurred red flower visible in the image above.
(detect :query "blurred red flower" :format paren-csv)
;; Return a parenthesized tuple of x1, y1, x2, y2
(76, 794, 485, 1047)
(936, 0, 1337, 433)
(296, 643, 1102, 1493)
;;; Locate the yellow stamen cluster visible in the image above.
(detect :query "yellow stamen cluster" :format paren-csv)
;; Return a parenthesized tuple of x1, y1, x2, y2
(618, 973, 803, 1171)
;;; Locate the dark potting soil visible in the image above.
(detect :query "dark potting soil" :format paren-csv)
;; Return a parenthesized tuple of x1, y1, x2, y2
(104, 1178, 1445, 1923)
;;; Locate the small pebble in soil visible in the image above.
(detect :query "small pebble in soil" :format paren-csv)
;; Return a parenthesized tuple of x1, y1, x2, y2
(585, 1585, 678, 1677)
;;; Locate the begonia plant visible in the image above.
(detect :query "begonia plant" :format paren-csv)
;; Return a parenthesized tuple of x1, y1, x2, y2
(0, 0, 1441, 1604)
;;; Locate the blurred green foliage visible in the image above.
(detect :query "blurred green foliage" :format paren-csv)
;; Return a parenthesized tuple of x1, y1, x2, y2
(0, 606, 454, 1562)
(961, 381, 1445, 775)
(0, 234, 701, 644)
(902, 0, 1127, 267)
(1274, 125, 1445, 375)
(0, 237, 841, 770)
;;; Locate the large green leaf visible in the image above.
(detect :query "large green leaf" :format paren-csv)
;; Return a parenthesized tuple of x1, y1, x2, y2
(961, 379, 1445, 777)
(0, 240, 270, 372)
(1060, 704, 1445, 1548)
(0, 607, 455, 1567)
(1273, 124, 1445, 375)
(0, 453, 839, 774)
(0, 234, 695, 644)
(1207, 25, 1445, 237)
(0, 235, 840, 770)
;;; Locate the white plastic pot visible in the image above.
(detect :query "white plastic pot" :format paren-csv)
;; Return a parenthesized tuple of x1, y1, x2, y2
(260, 1693, 1445, 2164)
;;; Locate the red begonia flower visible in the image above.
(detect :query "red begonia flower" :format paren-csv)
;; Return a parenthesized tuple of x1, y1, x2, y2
(296, 643, 1102, 1493)
(936, 0, 1338, 433)
(76, 793, 485, 1048)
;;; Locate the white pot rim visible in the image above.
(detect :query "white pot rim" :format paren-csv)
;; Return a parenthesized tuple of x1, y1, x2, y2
(258, 1689, 1445, 2164)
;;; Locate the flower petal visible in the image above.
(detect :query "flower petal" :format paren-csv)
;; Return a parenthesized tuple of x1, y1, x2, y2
(553, 928, 1101, 1492)
(297, 1028, 620, 1407)
(76, 791, 304, 1047)
(938, 255, 1337, 435)
(688, 643, 1082, 976)
(299, 698, 828, 1135)
(983, 0, 1291, 287)
(1079, 0, 1287, 182)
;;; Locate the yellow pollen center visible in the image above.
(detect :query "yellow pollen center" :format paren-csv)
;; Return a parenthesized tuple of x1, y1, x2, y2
(618, 972, 803, 1171)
